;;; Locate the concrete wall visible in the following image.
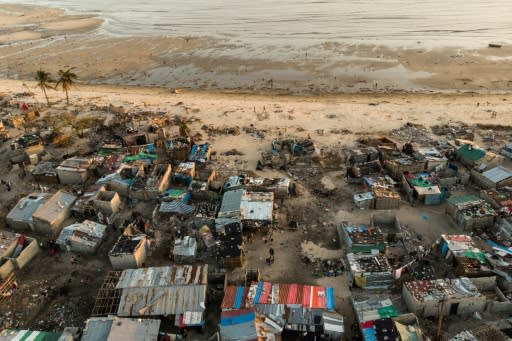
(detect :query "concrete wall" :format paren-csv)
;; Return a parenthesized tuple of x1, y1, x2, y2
(33, 208, 72, 236)
(57, 169, 88, 185)
(13, 238, 40, 269)
(0, 260, 15, 280)
(402, 285, 487, 317)
(471, 170, 495, 190)
(108, 181, 131, 197)
(6, 217, 32, 231)
(109, 239, 147, 270)
(94, 191, 121, 215)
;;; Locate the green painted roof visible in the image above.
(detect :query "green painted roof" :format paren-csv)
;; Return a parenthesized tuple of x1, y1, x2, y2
(447, 195, 480, 205)
(0, 330, 62, 341)
(457, 144, 485, 161)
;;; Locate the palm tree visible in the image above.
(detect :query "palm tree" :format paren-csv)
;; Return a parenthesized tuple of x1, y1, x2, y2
(56, 68, 78, 104)
(35, 69, 53, 106)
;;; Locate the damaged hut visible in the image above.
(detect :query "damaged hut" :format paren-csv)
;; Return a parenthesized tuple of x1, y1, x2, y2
(447, 195, 497, 231)
(347, 253, 394, 289)
(130, 164, 172, 200)
(109, 232, 148, 270)
(402, 277, 486, 317)
(56, 220, 107, 254)
(0, 231, 39, 280)
(172, 236, 198, 263)
(56, 157, 92, 185)
(471, 165, 512, 190)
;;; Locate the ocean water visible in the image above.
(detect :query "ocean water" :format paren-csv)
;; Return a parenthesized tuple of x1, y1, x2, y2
(2, 0, 512, 48)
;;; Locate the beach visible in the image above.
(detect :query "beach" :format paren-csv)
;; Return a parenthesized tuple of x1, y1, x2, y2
(0, 3, 511, 93)
(1, 78, 510, 168)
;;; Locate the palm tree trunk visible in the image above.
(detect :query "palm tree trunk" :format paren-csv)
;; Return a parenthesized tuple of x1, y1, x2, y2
(65, 89, 69, 104)
(43, 88, 50, 106)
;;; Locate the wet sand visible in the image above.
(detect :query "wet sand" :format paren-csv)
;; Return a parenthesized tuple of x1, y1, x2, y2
(0, 4, 511, 93)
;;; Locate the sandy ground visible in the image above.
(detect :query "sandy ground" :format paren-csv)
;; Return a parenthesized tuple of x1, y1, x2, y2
(0, 4, 101, 43)
(0, 4, 511, 93)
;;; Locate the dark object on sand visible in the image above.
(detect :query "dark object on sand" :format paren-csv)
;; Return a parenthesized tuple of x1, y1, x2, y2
(488, 43, 502, 48)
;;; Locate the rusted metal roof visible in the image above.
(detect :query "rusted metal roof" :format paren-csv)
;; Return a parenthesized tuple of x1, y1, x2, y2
(115, 265, 208, 317)
(116, 265, 208, 288)
(117, 284, 206, 317)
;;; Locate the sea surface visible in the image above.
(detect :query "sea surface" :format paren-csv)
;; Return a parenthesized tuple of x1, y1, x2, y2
(2, 0, 512, 48)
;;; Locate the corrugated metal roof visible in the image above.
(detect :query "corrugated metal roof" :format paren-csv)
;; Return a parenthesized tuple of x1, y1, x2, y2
(218, 189, 244, 218)
(117, 284, 207, 317)
(81, 317, 114, 341)
(220, 309, 257, 341)
(32, 191, 77, 223)
(482, 165, 512, 183)
(116, 265, 208, 288)
(107, 317, 160, 341)
(173, 237, 197, 257)
(6, 192, 52, 223)
(159, 201, 195, 215)
(56, 220, 107, 249)
(240, 192, 273, 221)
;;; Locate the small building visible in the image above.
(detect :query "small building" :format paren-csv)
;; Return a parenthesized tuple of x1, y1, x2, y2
(218, 189, 245, 219)
(93, 190, 121, 217)
(402, 277, 486, 317)
(108, 234, 148, 270)
(122, 131, 150, 147)
(97, 164, 140, 197)
(31, 161, 59, 184)
(438, 234, 492, 277)
(471, 165, 512, 190)
(56, 220, 107, 254)
(347, 253, 393, 289)
(0, 232, 39, 280)
(386, 157, 425, 181)
(130, 163, 172, 200)
(174, 161, 196, 180)
(417, 146, 448, 171)
(458, 143, 504, 170)
(351, 294, 425, 341)
(115, 265, 208, 326)
(240, 191, 274, 229)
(164, 137, 192, 162)
(56, 157, 92, 185)
(81, 316, 161, 341)
(402, 172, 444, 205)
(188, 143, 212, 165)
(31, 191, 77, 236)
(216, 220, 244, 269)
(446, 195, 497, 231)
(480, 189, 512, 213)
(72, 184, 106, 220)
(338, 223, 386, 254)
(6, 192, 52, 231)
(353, 192, 375, 209)
(172, 236, 197, 263)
